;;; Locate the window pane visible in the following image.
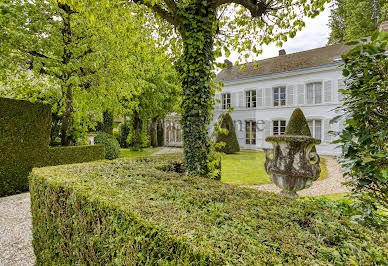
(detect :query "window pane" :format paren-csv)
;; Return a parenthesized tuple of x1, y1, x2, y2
(315, 120, 322, 140)
(306, 85, 313, 104)
(315, 85, 322, 104)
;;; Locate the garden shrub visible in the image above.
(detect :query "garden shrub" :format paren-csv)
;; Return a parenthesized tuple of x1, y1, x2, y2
(30, 157, 387, 265)
(284, 108, 312, 136)
(118, 121, 130, 148)
(334, 30, 388, 212)
(215, 113, 240, 154)
(0, 97, 51, 197)
(37, 145, 105, 167)
(94, 132, 120, 160)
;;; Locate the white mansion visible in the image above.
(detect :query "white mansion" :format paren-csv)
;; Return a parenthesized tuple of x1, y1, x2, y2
(213, 43, 353, 155)
(165, 43, 353, 155)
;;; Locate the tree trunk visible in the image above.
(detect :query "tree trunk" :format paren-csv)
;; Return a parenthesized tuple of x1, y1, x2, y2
(151, 117, 158, 147)
(133, 110, 142, 150)
(60, 86, 73, 146)
(180, 6, 216, 177)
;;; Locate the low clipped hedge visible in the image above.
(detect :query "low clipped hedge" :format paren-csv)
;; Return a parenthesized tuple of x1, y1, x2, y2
(37, 145, 105, 167)
(30, 157, 387, 265)
(0, 97, 51, 197)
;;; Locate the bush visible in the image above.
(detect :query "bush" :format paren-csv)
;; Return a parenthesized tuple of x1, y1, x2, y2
(37, 145, 105, 167)
(0, 97, 51, 197)
(334, 31, 388, 211)
(30, 157, 387, 265)
(94, 132, 120, 160)
(284, 108, 312, 136)
(215, 113, 240, 154)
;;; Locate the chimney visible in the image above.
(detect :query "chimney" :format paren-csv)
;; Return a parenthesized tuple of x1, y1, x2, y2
(278, 49, 286, 56)
(224, 59, 233, 69)
(379, 21, 388, 32)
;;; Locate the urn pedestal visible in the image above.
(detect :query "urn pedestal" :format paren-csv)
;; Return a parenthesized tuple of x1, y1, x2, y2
(264, 135, 321, 198)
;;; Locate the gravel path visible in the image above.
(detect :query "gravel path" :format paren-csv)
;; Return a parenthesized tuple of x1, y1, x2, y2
(0, 193, 34, 266)
(248, 155, 351, 196)
(0, 154, 347, 265)
(152, 147, 183, 155)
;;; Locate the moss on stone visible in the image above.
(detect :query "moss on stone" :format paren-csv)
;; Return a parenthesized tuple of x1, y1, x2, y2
(216, 113, 240, 154)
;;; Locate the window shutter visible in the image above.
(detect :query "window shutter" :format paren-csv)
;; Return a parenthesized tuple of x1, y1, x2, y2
(287, 85, 294, 106)
(239, 91, 243, 108)
(265, 88, 272, 107)
(231, 92, 237, 107)
(264, 120, 271, 138)
(256, 88, 263, 107)
(297, 84, 304, 105)
(214, 94, 221, 109)
(324, 119, 331, 143)
(324, 81, 332, 103)
(338, 79, 345, 101)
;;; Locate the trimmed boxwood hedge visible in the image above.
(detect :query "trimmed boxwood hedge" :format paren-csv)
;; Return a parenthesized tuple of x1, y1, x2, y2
(37, 145, 105, 167)
(30, 156, 387, 265)
(0, 97, 51, 197)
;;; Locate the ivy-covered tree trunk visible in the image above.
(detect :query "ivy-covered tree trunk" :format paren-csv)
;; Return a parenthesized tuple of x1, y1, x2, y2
(150, 117, 158, 147)
(180, 5, 216, 177)
(60, 86, 74, 146)
(133, 110, 142, 150)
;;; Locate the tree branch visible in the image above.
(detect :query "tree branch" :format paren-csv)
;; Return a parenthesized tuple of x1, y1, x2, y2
(131, 0, 180, 28)
(212, 0, 270, 18)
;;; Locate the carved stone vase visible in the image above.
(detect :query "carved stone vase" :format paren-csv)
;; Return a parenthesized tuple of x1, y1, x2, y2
(264, 135, 321, 198)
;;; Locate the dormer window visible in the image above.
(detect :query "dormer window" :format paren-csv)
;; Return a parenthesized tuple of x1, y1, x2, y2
(306, 82, 322, 104)
(222, 93, 231, 109)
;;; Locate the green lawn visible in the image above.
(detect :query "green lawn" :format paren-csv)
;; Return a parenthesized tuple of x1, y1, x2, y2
(120, 147, 161, 159)
(221, 151, 328, 186)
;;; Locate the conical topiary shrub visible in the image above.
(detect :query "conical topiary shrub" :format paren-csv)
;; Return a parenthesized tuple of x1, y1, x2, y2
(284, 107, 316, 152)
(216, 113, 240, 154)
(284, 108, 312, 136)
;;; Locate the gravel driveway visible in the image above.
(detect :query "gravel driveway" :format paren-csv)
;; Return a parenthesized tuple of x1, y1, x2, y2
(0, 155, 348, 265)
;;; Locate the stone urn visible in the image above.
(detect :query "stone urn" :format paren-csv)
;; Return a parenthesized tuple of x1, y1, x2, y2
(264, 135, 321, 198)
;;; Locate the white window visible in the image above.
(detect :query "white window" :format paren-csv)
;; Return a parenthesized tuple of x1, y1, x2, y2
(246, 90, 256, 108)
(306, 82, 322, 104)
(273, 120, 286, 135)
(308, 120, 322, 140)
(222, 93, 231, 109)
(273, 87, 286, 106)
(245, 120, 256, 144)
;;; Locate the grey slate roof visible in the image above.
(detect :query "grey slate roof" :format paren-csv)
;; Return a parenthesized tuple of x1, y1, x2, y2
(216, 43, 352, 82)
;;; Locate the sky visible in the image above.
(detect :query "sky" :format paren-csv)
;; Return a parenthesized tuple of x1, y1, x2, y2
(224, 4, 332, 63)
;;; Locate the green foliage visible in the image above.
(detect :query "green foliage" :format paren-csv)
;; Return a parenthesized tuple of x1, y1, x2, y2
(94, 132, 120, 160)
(0, 97, 51, 197)
(216, 113, 240, 154)
(30, 157, 387, 264)
(333, 30, 388, 212)
(96, 111, 114, 135)
(37, 145, 105, 167)
(328, 0, 388, 44)
(285, 108, 312, 136)
(118, 121, 131, 148)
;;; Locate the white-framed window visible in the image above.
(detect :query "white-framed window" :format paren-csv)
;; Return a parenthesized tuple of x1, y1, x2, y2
(273, 120, 286, 135)
(306, 82, 322, 104)
(222, 93, 231, 109)
(308, 119, 322, 140)
(246, 90, 256, 108)
(273, 87, 286, 106)
(245, 120, 256, 144)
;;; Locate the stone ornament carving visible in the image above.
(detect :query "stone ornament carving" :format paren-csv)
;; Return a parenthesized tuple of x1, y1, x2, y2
(264, 136, 321, 198)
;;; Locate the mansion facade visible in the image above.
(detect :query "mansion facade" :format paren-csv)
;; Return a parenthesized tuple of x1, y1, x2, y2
(165, 43, 353, 155)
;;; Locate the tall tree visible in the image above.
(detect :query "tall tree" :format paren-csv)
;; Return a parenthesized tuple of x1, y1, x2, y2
(328, 0, 388, 44)
(61, 0, 328, 176)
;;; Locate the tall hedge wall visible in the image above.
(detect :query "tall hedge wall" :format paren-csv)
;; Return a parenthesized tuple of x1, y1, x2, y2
(37, 145, 105, 167)
(30, 157, 387, 265)
(0, 97, 51, 197)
